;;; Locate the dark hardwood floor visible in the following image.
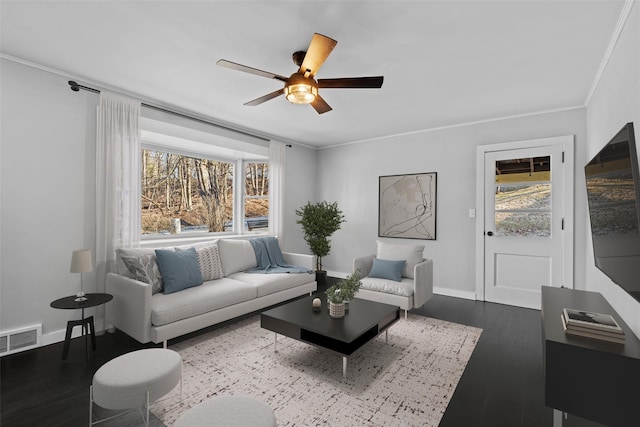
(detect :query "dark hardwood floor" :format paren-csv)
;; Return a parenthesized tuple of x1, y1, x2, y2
(1, 282, 603, 427)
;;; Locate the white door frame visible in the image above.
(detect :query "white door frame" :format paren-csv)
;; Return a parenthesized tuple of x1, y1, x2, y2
(475, 135, 575, 303)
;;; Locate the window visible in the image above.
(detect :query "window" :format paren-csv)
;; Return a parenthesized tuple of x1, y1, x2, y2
(244, 162, 269, 232)
(141, 149, 235, 236)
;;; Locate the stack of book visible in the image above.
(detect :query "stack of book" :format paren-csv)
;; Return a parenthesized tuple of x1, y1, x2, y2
(561, 308, 626, 344)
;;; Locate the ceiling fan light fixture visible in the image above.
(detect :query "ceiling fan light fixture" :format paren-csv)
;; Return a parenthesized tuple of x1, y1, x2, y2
(284, 73, 318, 104)
(285, 83, 317, 104)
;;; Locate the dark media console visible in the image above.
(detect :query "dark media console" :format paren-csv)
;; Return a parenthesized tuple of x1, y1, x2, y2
(541, 286, 640, 426)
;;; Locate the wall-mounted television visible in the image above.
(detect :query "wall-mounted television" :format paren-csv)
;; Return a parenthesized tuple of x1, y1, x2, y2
(585, 122, 640, 303)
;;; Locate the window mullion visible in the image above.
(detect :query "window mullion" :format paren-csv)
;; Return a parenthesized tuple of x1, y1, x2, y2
(234, 159, 244, 233)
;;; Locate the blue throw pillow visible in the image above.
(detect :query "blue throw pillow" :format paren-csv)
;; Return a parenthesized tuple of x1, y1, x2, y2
(155, 248, 203, 294)
(368, 258, 406, 282)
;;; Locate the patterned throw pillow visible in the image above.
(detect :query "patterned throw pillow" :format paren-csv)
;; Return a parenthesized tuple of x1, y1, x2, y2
(195, 245, 224, 281)
(121, 254, 164, 294)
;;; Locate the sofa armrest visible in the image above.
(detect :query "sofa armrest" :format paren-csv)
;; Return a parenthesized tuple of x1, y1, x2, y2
(282, 252, 314, 270)
(413, 259, 434, 309)
(353, 254, 376, 277)
(105, 272, 153, 344)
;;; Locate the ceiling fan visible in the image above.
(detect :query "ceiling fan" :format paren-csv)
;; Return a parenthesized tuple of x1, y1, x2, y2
(216, 33, 384, 114)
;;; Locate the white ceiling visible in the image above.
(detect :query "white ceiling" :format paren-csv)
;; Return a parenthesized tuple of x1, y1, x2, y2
(0, 1, 627, 148)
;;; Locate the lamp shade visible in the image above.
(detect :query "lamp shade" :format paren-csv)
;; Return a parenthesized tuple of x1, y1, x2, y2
(70, 249, 93, 273)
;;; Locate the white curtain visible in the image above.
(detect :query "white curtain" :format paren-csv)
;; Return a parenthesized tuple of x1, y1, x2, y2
(95, 92, 141, 293)
(269, 141, 286, 245)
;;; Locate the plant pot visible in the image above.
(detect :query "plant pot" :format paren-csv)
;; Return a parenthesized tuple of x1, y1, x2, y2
(329, 302, 345, 318)
(315, 270, 327, 288)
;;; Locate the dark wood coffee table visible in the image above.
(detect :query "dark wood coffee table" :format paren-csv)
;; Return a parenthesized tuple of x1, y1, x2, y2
(260, 295, 400, 378)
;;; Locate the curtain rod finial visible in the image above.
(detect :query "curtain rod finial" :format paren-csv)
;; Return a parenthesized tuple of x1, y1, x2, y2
(68, 81, 80, 92)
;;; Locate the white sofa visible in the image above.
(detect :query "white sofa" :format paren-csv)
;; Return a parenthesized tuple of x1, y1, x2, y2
(353, 241, 433, 319)
(106, 238, 316, 346)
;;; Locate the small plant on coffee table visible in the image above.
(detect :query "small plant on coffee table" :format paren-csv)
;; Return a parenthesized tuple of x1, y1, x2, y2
(337, 271, 362, 302)
(326, 271, 362, 318)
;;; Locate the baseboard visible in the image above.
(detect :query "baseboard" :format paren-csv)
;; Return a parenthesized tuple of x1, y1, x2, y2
(326, 270, 348, 279)
(433, 287, 477, 301)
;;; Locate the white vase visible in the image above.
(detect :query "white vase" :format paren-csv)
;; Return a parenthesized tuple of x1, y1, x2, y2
(329, 302, 345, 318)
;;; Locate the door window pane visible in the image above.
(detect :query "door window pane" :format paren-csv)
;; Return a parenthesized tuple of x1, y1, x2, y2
(495, 211, 551, 237)
(494, 156, 551, 237)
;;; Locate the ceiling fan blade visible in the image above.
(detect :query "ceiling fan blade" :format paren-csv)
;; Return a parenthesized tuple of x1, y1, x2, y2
(299, 33, 337, 77)
(244, 88, 285, 106)
(318, 76, 384, 89)
(217, 59, 288, 82)
(311, 95, 332, 114)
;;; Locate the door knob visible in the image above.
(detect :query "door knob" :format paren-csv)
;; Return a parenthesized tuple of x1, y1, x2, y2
(487, 231, 494, 236)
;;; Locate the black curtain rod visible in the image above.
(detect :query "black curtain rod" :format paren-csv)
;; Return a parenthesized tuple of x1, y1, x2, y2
(68, 80, 271, 143)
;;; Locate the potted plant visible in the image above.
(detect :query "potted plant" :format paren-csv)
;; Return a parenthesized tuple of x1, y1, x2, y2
(325, 271, 362, 318)
(295, 201, 345, 287)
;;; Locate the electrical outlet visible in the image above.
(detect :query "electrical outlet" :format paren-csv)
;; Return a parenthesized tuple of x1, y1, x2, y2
(469, 209, 476, 218)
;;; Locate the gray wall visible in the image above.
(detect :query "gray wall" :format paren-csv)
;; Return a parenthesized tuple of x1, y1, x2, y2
(1, 59, 99, 344)
(281, 143, 317, 255)
(585, 4, 640, 337)
(316, 108, 587, 298)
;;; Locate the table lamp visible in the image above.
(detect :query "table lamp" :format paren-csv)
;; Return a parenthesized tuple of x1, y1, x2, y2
(70, 249, 92, 302)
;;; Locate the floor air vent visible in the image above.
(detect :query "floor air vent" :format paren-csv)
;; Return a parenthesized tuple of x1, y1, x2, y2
(0, 324, 42, 356)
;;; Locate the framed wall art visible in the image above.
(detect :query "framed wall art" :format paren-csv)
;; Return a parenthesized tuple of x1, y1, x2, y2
(378, 172, 437, 240)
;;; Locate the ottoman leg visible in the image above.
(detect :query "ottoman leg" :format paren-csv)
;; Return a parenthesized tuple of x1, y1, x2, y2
(89, 385, 93, 427)
(138, 390, 149, 427)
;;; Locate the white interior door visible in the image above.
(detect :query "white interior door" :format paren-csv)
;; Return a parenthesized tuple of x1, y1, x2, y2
(483, 145, 565, 309)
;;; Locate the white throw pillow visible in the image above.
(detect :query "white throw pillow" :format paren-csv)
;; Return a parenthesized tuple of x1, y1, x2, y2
(195, 244, 224, 281)
(376, 240, 424, 279)
(217, 239, 257, 276)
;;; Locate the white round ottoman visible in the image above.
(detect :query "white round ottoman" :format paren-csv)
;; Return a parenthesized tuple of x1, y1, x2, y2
(174, 395, 276, 427)
(90, 348, 182, 426)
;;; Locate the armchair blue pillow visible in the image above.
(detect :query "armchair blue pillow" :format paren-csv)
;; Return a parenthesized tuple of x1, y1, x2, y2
(368, 258, 406, 282)
(155, 247, 203, 294)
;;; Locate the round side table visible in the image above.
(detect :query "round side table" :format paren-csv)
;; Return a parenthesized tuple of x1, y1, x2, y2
(50, 293, 113, 361)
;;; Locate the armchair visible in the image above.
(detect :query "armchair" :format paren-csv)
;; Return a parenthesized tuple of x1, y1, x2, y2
(353, 252, 433, 319)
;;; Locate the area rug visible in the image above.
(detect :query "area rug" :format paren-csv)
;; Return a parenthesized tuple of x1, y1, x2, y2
(150, 314, 482, 426)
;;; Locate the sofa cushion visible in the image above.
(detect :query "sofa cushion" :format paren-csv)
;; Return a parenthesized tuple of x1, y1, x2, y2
(368, 258, 405, 282)
(121, 254, 164, 294)
(229, 270, 315, 298)
(376, 240, 424, 279)
(155, 248, 203, 294)
(150, 278, 256, 326)
(360, 276, 414, 297)
(218, 239, 257, 276)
